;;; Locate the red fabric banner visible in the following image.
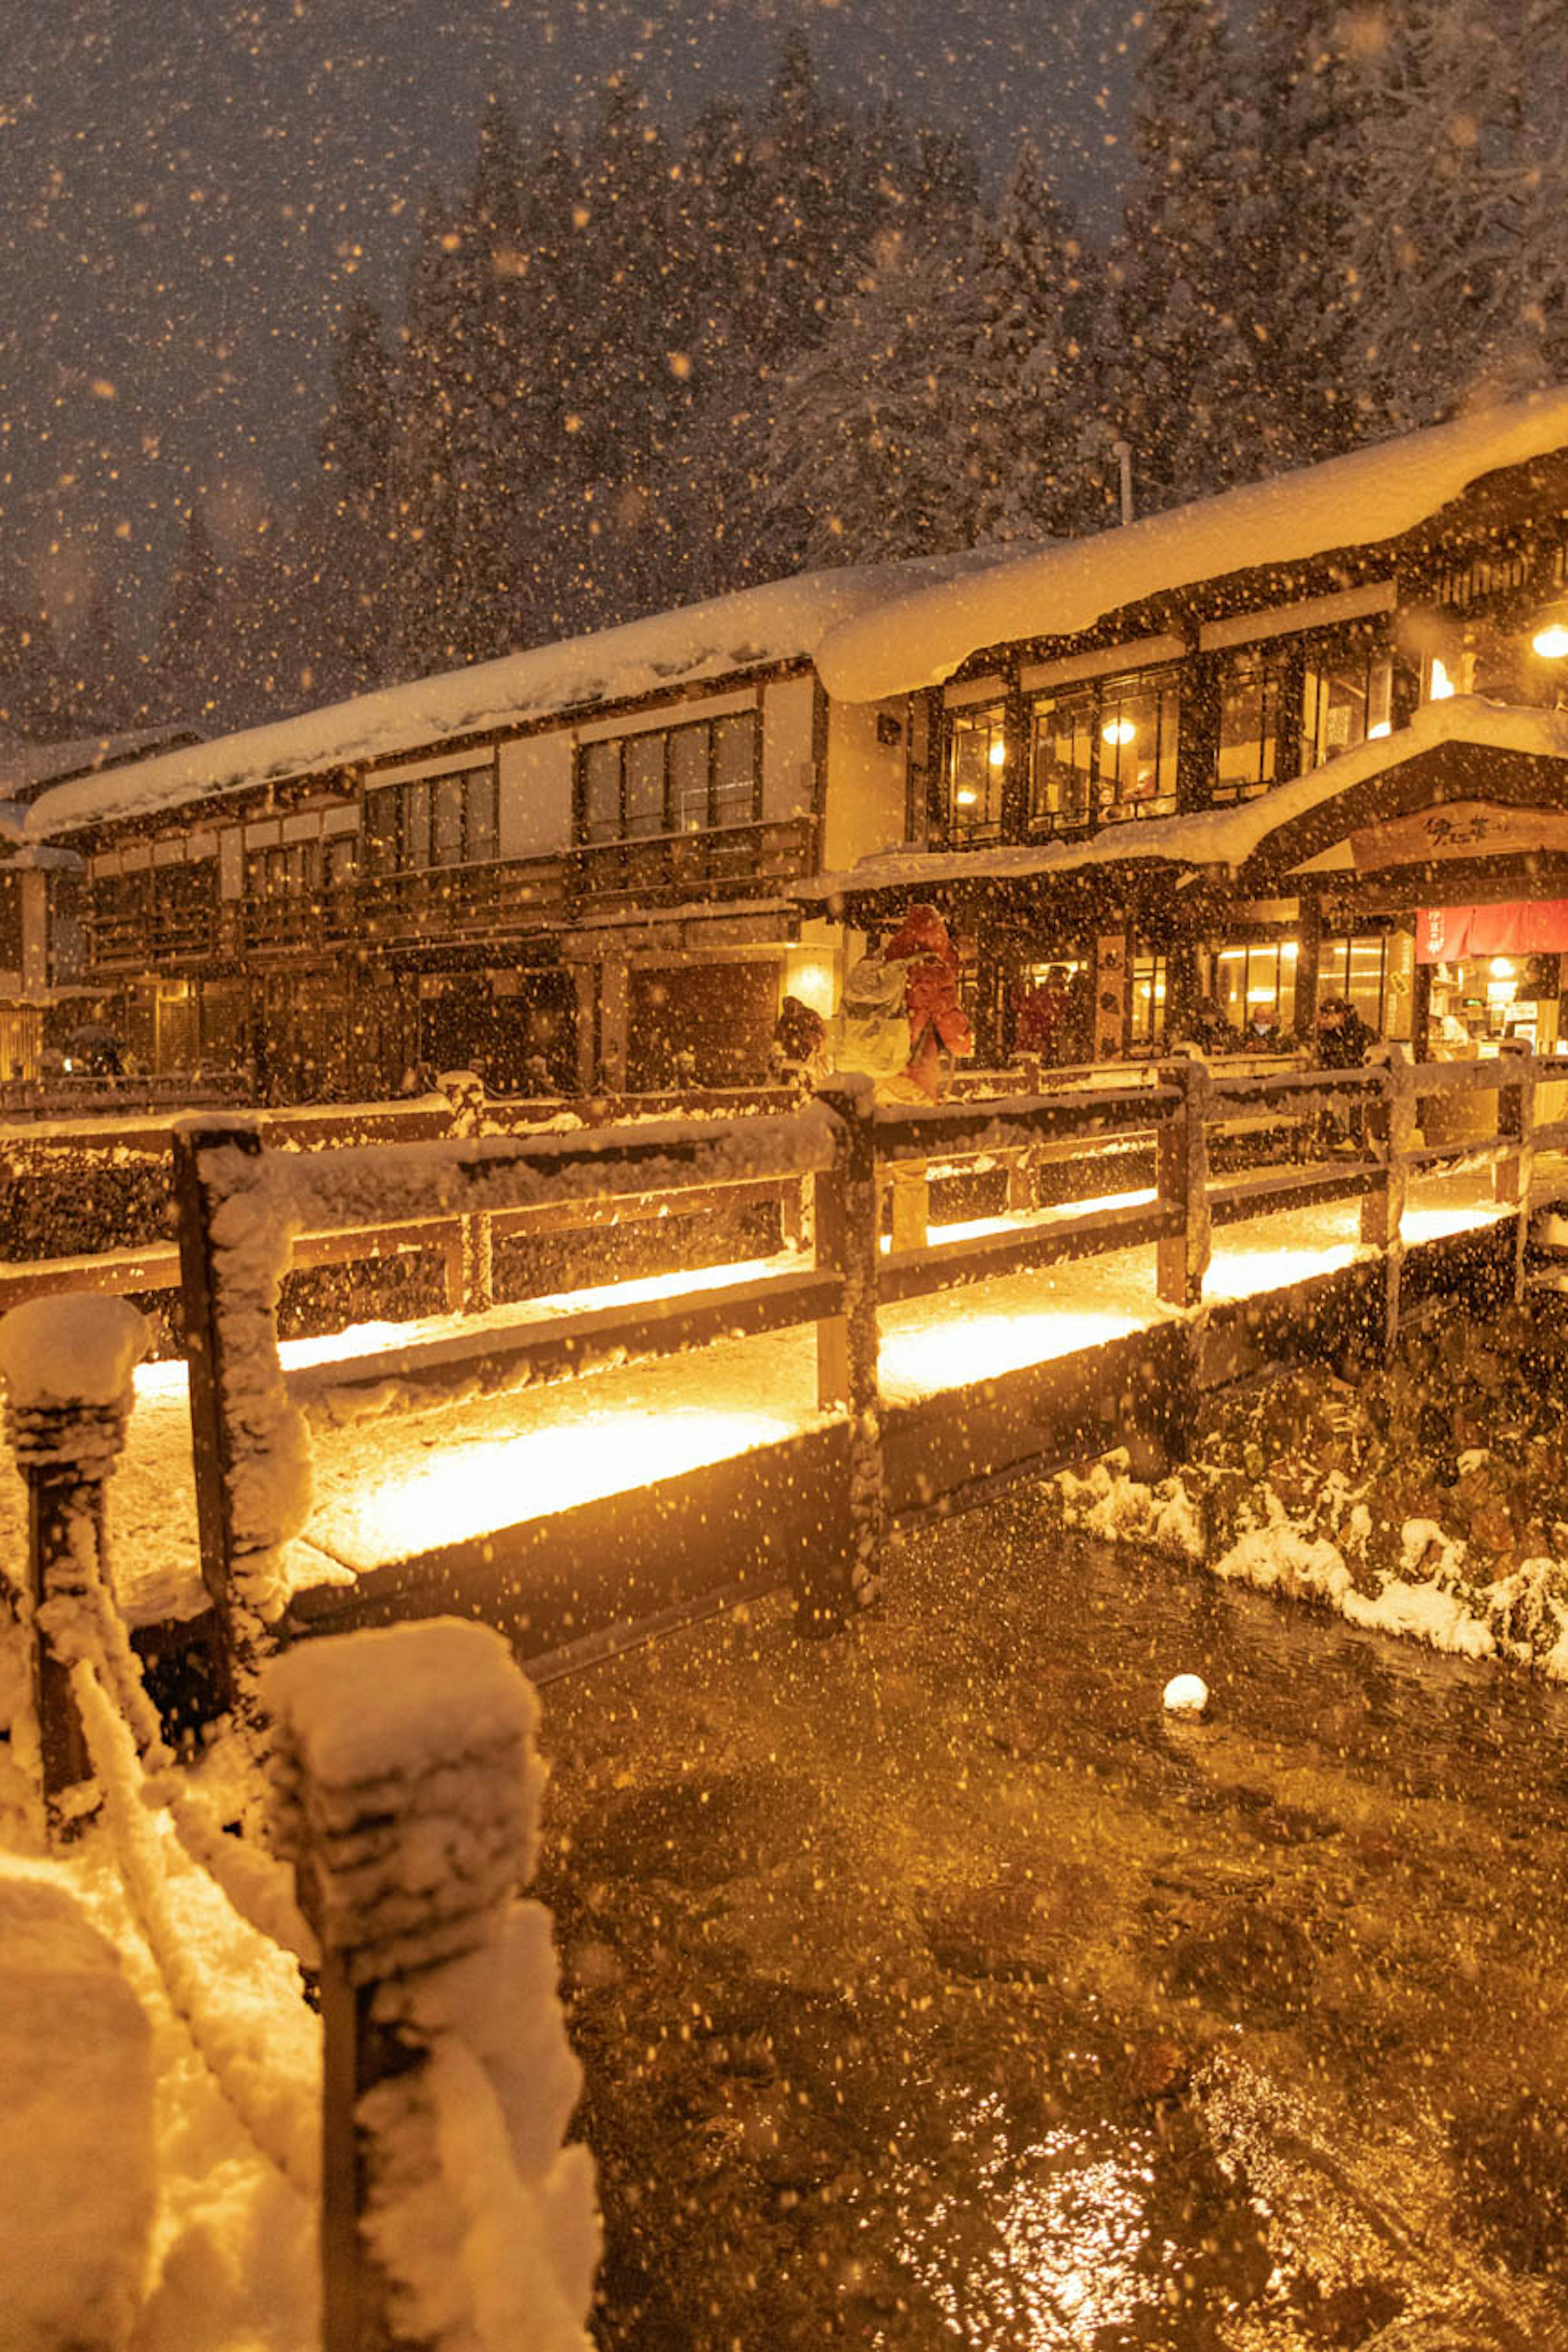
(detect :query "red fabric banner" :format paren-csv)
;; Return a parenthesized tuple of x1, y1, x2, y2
(1417, 901, 1568, 963)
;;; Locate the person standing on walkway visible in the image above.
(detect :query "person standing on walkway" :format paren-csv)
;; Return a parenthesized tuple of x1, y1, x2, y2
(830, 903, 974, 1251)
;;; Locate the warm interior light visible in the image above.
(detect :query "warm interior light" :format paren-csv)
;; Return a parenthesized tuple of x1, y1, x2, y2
(988, 738, 1007, 767)
(1489, 958, 1517, 980)
(1101, 718, 1137, 746)
(785, 956, 835, 1016)
(955, 786, 979, 807)
(1533, 623, 1568, 659)
(1428, 654, 1456, 699)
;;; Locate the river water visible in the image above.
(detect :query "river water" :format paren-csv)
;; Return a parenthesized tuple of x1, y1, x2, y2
(536, 1482, 1568, 2351)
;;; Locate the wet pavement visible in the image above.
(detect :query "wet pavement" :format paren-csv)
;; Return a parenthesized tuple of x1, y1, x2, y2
(534, 1485, 1568, 2352)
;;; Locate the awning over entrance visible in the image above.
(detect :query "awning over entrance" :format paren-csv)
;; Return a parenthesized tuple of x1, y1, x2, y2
(1416, 900, 1568, 962)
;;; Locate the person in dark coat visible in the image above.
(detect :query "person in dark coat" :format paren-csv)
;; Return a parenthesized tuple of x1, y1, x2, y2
(773, 994, 828, 1086)
(1313, 993, 1376, 1149)
(1314, 994, 1375, 1067)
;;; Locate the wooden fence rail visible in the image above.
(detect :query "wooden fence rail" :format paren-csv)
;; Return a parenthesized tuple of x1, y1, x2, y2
(152, 1045, 1563, 1695)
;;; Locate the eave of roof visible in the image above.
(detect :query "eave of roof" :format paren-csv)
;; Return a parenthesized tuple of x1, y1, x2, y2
(795, 697, 1568, 908)
(20, 546, 1023, 847)
(812, 388, 1568, 705)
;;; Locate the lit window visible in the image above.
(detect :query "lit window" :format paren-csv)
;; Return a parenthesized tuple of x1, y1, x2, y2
(1303, 639, 1393, 765)
(1216, 649, 1285, 803)
(946, 707, 1007, 840)
(1030, 669, 1179, 831)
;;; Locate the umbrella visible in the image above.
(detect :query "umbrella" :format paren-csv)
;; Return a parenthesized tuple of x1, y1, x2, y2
(68, 1022, 121, 1047)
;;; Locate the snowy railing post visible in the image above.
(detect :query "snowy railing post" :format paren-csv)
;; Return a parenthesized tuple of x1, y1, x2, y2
(0, 1294, 148, 1831)
(265, 1619, 597, 2352)
(808, 1080, 885, 1632)
(1360, 1044, 1415, 1349)
(172, 1116, 263, 1703)
(1493, 1037, 1536, 1302)
(1155, 1053, 1211, 1310)
(172, 1114, 312, 1702)
(440, 1071, 495, 1315)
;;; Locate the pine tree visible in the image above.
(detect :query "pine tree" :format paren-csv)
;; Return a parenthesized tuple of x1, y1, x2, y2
(65, 588, 145, 733)
(1106, 0, 1283, 509)
(389, 189, 472, 675)
(307, 292, 398, 696)
(154, 509, 226, 723)
(1336, 1, 1568, 430)
(966, 138, 1105, 541)
(764, 228, 988, 568)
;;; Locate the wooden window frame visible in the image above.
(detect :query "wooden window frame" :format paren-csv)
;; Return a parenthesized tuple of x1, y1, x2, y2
(1028, 666, 1182, 834)
(362, 766, 500, 874)
(572, 711, 762, 846)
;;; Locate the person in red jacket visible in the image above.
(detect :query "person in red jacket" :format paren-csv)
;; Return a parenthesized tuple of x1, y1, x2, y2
(878, 903, 975, 1103)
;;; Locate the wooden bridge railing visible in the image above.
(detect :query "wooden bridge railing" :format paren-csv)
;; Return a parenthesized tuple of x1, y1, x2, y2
(8, 1039, 1555, 1716)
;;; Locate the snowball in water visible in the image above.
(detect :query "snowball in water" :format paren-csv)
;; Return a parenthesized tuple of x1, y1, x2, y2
(1162, 1673, 1209, 1717)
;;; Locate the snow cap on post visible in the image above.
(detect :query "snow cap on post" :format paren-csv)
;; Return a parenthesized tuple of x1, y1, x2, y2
(0, 1294, 148, 1411)
(264, 1618, 544, 1981)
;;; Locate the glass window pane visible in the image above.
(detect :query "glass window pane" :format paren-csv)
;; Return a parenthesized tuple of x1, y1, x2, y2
(670, 728, 708, 831)
(624, 735, 666, 836)
(1348, 935, 1385, 1033)
(1217, 656, 1279, 801)
(1099, 677, 1176, 817)
(1305, 641, 1392, 765)
(364, 789, 398, 877)
(465, 770, 497, 864)
(1130, 953, 1166, 1047)
(713, 714, 758, 826)
(582, 742, 620, 842)
(1031, 695, 1092, 829)
(403, 782, 432, 871)
(949, 707, 1005, 837)
(432, 775, 464, 865)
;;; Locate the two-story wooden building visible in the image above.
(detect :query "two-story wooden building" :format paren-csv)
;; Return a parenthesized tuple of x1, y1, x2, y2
(800, 390, 1568, 1067)
(6, 390, 1568, 1098)
(3, 554, 1016, 1099)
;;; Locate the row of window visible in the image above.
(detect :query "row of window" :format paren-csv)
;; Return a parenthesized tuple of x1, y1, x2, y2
(355, 717, 766, 866)
(578, 711, 761, 845)
(364, 766, 499, 877)
(945, 631, 1408, 843)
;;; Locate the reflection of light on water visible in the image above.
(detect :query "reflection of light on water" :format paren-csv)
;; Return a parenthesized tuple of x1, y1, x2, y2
(885, 2095, 1158, 2346)
(331, 1406, 802, 1553)
(880, 1311, 1145, 1393)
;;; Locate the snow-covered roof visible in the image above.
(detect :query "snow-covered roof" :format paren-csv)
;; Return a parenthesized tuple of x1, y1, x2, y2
(797, 697, 1568, 902)
(813, 387, 1568, 704)
(19, 548, 1022, 845)
(0, 727, 202, 803)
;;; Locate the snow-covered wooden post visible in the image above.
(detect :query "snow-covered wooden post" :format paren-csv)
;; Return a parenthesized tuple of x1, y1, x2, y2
(810, 1080, 885, 1630)
(265, 1619, 597, 2352)
(1360, 1043, 1415, 1348)
(1493, 1037, 1536, 1303)
(1155, 1053, 1211, 1310)
(0, 1294, 147, 1828)
(172, 1115, 313, 1699)
(440, 1070, 495, 1314)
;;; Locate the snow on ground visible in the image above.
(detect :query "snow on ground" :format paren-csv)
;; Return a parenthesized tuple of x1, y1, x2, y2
(0, 1832, 318, 2352)
(0, 1160, 1519, 1627)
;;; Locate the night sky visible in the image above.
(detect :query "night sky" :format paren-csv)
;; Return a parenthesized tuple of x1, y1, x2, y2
(0, 0, 1142, 635)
